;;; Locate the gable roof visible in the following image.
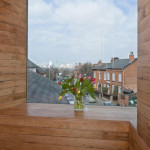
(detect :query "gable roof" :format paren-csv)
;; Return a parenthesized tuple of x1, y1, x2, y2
(92, 58, 137, 70)
(28, 59, 46, 74)
(27, 70, 68, 104)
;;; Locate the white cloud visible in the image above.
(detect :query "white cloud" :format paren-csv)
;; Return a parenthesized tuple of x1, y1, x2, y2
(28, 0, 137, 64)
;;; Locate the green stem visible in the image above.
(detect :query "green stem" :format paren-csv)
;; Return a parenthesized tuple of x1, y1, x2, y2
(74, 96, 83, 111)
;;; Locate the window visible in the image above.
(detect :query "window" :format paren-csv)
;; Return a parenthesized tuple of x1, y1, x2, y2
(27, 0, 138, 108)
(94, 72, 96, 78)
(118, 73, 122, 82)
(107, 72, 110, 80)
(29, 68, 36, 72)
(107, 84, 110, 94)
(118, 86, 122, 94)
(112, 85, 115, 93)
(99, 72, 101, 79)
(101, 84, 103, 92)
(112, 73, 115, 82)
(104, 72, 107, 80)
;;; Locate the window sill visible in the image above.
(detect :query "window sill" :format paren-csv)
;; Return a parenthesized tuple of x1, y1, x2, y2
(0, 104, 148, 150)
(0, 103, 137, 128)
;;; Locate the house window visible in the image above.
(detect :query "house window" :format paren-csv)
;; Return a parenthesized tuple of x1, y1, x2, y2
(112, 85, 115, 93)
(104, 84, 106, 87)
(107, 72, 110, 81)
(99, 72, 101, 79)
(104, 72, 107, 80)
(101, 84, 103, 92)
(118, 86, 122, 94)
(29, 68, 36, 72)
(112, 73, 115, 82)
(107, 84, 110, 94)
(118, 73, 122, 82)
(94, 72, 96, 78)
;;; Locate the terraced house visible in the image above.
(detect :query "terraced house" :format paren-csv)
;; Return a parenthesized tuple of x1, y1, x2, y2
(92, 52, 137, 95)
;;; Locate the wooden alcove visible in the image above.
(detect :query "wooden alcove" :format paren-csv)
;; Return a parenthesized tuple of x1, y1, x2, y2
(0, 0, 150, 150)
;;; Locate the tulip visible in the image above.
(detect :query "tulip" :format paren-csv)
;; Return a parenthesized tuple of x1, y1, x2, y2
(73, 87, 77, 91)
(72, 75, 75, 78)
(80, 78, 83, 82)
(88, 76, 91, 80)
(84, 76, 86, 80)
(79, 74, 82, 78)
(92, 81, 96, 84)
(58, 81, 61, 85)
(58, 96, 62, 100)
(77, 91, 80, 94)
(91, 78, 96, 82)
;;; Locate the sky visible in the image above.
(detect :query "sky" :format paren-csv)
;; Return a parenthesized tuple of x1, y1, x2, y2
(28, 0, 137, 65)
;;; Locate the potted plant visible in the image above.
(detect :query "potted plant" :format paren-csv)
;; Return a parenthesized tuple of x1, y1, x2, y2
(58, 74, 96, 111)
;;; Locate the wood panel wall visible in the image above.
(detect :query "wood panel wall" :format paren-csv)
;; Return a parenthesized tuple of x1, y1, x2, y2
(0, 117, 129, 150)
(129, 123, 150, 150)
(138, 0, 150, 148)
(0, 0, 27, 109)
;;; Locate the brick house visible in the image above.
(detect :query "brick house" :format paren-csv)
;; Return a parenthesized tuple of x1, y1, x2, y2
(92, 52, 137, 95)
(73, 63, 82, 77)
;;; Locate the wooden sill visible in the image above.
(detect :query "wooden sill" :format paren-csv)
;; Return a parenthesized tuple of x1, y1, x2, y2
(0, 104, 148, 150)
(0, 103, 137, 127)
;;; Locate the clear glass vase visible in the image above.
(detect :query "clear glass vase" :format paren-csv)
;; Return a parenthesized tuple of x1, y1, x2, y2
(74, 97, 84, 111)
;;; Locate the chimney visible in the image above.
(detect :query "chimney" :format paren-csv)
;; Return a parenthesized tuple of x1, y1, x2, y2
(111, 57, 119, 63)
(129, 52, 134, 62)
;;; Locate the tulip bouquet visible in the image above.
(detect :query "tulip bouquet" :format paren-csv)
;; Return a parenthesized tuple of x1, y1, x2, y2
(58, 74, 96, 111)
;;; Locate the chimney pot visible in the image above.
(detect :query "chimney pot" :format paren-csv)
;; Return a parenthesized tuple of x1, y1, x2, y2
(129, 52, 134, 62)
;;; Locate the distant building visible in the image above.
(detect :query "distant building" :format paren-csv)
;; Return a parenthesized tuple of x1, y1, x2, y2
(92, 52, 137, 95)
(74, 63, 82, 77)
(28, 59, 46, 77)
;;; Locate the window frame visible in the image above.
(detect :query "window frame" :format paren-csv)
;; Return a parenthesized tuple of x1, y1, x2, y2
(118, 73, 122, 83)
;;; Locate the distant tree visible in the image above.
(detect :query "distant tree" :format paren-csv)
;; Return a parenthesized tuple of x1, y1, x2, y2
(113, 85, 118, 99)
(61, 68, 73, 77)
(45, 67, 59, 81)
(79, 63, 92, 76)
(102, 87, 108, 95)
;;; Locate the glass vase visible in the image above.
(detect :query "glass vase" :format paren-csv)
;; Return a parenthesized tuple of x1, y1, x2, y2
(74, 97, 84, 111)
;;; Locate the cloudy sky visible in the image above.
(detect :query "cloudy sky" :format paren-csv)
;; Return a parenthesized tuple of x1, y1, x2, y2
(28, 0, 137, 65)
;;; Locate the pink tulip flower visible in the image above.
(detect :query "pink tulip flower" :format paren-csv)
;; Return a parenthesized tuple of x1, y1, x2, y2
(88, 76, 91, 80)
(92, 81, 96, 84)
(79, 74, 82, 78)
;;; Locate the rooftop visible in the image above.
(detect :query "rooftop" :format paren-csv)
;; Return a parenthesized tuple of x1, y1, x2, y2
(92, 58, 137, 70)
(28, 59, 46, 74)
(27, 70, 68, 104)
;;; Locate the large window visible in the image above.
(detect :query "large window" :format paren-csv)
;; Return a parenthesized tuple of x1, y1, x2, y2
(107, 72, 110, 81)
(118, 86, 122, 94)
(94, 72, 96, 78)
(28, 0, 137, 107)
(99, 72, 101, 80)
(118, 73, 122, 83)
(112, 73, 115, 82)
(112, 85, 115, 93)
(104, 72, 107, 80)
